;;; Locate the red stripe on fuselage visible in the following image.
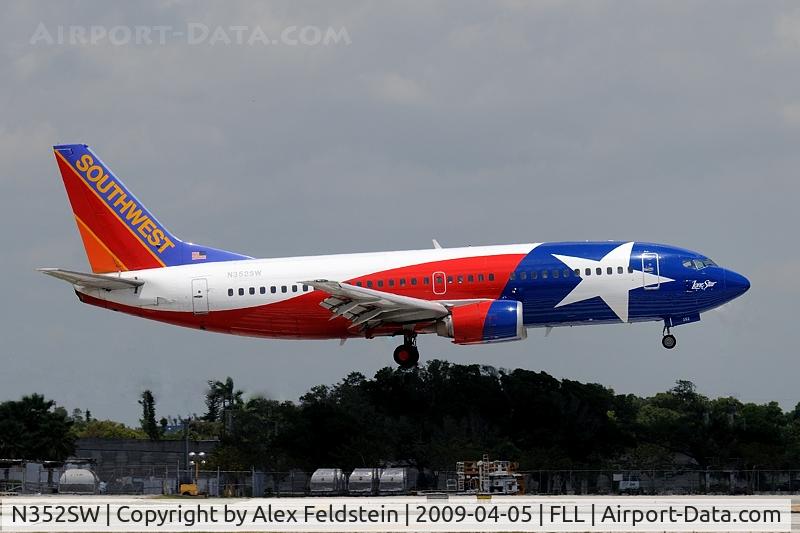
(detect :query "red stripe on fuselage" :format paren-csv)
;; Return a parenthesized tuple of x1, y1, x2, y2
(346, 254, 524, 300)
(76, 253, 528, 339)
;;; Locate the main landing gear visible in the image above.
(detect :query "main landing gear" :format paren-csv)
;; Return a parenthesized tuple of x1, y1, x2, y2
(662, 325, 677, 350)
(393, 333, 420, 369)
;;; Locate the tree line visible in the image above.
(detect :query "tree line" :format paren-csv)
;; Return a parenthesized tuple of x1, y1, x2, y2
(1, 361, 799, 471)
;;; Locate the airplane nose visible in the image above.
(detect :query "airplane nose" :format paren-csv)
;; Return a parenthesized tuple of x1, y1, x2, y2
(725, 270, 750, 297)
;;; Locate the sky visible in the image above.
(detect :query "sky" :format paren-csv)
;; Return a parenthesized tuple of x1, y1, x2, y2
(1, 1, 799, 425)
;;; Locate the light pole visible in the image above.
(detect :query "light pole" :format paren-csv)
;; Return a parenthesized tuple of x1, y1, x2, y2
(188, 452, 206, 485)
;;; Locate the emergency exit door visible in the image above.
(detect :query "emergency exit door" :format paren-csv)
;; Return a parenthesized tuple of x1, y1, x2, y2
(432, 271, 446, 295)
(192, 278, 209, 314)
(641, 253, 661, 290)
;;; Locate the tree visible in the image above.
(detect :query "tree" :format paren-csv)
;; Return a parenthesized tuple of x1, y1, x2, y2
(0, 394, 75, 460)
(203, 377, 244, 435)
(77, 419, 145, 439)
(138, 390, 160, 441)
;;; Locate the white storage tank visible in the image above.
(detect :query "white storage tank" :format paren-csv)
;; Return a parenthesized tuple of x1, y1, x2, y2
(379, 467, 418, 495)
(309, 468, 346, 495)
(58, 469, 98, 495)
(348, 468, 380, 495)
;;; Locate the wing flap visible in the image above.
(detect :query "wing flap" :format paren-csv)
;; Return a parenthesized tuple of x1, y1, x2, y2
(304, 279, 449, 330)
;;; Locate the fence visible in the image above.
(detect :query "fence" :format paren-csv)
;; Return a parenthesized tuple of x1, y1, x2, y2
(437, 469, 800, 495)
(5, 464, 800, 496)
(94, 468, 800, 496)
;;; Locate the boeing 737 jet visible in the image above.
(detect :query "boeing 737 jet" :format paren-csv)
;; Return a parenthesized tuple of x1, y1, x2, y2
(41, 144, 750, 368)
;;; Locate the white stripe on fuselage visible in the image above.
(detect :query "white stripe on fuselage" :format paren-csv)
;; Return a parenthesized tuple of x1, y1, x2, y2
(81, 244, 540, 313)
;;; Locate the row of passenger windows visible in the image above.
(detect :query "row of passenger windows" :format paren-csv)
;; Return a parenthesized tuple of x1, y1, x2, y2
(228, 284, 311, 296)
(511, 266, 634, 280)
(356, 273, 497, 288)
(227, 266, 637, 297)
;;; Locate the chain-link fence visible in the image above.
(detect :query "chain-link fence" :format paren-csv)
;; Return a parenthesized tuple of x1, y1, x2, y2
(436, 469, 800, 495)
(5, 463, 800, 496)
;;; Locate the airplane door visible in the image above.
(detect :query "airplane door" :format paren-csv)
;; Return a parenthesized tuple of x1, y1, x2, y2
(192, 278, 209, 314)
(641, 253, 661, 290)
(432, 271, 446, 295)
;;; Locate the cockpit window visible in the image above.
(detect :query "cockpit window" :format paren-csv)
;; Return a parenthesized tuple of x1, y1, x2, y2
(683, 257, 717, 270)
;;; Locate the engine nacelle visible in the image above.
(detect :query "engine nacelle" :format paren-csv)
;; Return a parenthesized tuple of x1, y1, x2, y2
(436, 300, 527, 345)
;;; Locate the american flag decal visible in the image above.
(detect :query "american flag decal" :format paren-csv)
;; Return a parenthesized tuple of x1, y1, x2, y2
(191, 251, 207, 261)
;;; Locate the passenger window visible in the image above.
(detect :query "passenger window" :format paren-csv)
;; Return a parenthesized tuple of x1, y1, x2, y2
(585, 268, 591, 276)
(367, 281, 373, 288)
(520, 272, 527, 280)
(509, 272, 516, 280)
(292, 285, 298, 292)
(411, 278, 417, 285)
(303, 285, 309, 292)
(260, 287, 266, 294)
(564, 269, 571, 277)
(356, 281, 362, 287)
(249, 287, 255, 295)
(607, 267, 612, 275)
(488, 273, 495, 281)
(617, 266, 623, 274)
(377, 280, 384, 287)
(477, 274, 484, 282)
(628, 266, 634, 273)
(238, 288, 244, 296)
(228, 289, 234, 296)
(552, 269, 560, 279)
(574, 269, 580, 277)
(423, 277, 430, 285)
(447, 276, 453, 284)
(531, 271, 538, 280)
(400, 278, 406, 286)
(271, 286, 276, 294)
(542, 270, 549, 279)
(388, 279, 395, 287)
(456, 275, 462, 284)
(281, 286, 287, 293)
(467, 274, 474, 282)
(596, 267, 602, 275)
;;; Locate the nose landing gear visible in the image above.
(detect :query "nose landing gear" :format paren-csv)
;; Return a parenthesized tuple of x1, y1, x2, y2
(662, 325, 677, 349)
(393, 333, 420, 369)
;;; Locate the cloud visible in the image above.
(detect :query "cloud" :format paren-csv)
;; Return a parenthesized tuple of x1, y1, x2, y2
(781, 102, 800, 127)
(365, 72, 428, 106)
(775, 9, 800, 48)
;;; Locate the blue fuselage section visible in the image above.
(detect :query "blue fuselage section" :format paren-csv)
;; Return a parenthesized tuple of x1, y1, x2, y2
(501, 242, 749, 329)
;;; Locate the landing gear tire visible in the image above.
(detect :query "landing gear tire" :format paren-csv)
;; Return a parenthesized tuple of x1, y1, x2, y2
(393, 345, 419, 368)
(662, 334, 677, 350)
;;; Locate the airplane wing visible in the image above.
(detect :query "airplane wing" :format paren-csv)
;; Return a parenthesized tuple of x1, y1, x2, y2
(38, 268, 144, 291)
(303, 279, 449, 330)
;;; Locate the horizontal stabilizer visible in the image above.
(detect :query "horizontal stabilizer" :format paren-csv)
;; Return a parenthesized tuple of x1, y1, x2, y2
(38, 268, 143, 291)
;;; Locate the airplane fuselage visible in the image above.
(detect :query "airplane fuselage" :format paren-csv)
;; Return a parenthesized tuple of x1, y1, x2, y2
(73, 241, 749, 341)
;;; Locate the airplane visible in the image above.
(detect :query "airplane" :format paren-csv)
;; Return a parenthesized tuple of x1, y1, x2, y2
(41, 144, 750, 368)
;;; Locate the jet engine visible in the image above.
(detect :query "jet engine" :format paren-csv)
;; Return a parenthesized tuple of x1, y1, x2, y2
(436, 300, 526, 345)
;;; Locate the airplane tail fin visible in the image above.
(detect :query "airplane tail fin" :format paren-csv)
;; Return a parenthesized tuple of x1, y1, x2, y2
(53, 144, 250, 273)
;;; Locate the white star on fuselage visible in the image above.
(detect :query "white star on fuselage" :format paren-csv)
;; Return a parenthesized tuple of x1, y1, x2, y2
(552, 242, 673, 323)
